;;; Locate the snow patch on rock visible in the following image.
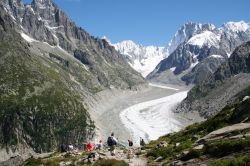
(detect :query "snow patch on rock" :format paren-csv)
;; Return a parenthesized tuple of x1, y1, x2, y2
(223, 21, 250, 32)
(187, 31, 220, 48)
(210, 54, 224, 59)
(21, 33, 36, 42)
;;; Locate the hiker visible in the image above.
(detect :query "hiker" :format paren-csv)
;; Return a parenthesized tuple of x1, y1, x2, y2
(128, 139, 133, 147)
(60, 144, 67, 153)
(68, 144, 74, 151)
(140, 137, 145, 147)
(107, 132, 118, 156)
(95, 140, 103, 150)
(86, 142, 94, 151)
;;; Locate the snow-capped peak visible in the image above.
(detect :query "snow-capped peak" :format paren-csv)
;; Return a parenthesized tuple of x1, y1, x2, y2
(107, 21, 250, 78)
(113, 40, 166, 77)
(164, 22, 216, 55)
(113, 40, 142, 57)
(222, 21, 250, 32)
(32, 0, 52, 5)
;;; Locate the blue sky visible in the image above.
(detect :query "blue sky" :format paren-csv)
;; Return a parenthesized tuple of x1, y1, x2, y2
(23, 0, 250, 46)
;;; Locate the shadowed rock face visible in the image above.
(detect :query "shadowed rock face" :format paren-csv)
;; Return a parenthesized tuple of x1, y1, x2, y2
(0, 0, 145, 163)
(176, 41, 250, 118)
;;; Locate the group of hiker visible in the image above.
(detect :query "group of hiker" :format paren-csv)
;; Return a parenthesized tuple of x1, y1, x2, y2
(106, 132, 146, 156)
(60, 132, 146, 157)
(60, 141, 102, 154)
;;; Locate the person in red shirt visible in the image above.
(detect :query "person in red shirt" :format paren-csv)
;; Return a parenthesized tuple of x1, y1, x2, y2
(86, 142, 94, 151)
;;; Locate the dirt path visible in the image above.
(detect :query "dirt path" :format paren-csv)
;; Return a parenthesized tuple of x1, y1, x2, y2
(100, 147, 147, 166)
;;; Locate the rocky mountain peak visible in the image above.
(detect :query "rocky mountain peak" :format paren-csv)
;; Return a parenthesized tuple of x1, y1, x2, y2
(31, 0, 57, 21)
(32, 0, 52, 6)
(114, 40, 142, 53)
(164, 22, 216, 56)
(222, 21, 250, 32)
(178, 22, 216, 38)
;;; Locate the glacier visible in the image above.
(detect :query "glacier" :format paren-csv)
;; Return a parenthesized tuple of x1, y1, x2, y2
(120, 86, 188, 145)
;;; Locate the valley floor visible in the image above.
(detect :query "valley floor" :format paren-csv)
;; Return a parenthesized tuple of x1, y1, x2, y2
(89, 83, 203, 146)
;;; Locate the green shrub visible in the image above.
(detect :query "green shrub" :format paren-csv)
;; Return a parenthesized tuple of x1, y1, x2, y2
(21, 157, 43, 166)
(204, 138, 250, 157)
(180, 149, 201, 161)
(93, 159, 128, 166)
(208, 155, 250, 166)
(175, 140, 192, 152)
(146, 146, 173, 159)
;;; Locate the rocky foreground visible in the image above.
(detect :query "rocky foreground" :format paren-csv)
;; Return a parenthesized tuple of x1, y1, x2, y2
(145, 97, 250, 165)
(11, 145, 147, 166)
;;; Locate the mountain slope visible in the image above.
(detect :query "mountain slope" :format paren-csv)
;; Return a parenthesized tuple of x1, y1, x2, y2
(1, 0, 145, 90)
(176, 41, 250, 118)
(0, 0, 145, 163)
(145, 97, 250, 165)
(0, 15, 93, 162)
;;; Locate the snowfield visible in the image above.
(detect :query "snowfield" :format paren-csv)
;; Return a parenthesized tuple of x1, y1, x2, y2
(120, 89, 188, 144)
(187, 31, 220, 48)
(112, 40, 166, 77)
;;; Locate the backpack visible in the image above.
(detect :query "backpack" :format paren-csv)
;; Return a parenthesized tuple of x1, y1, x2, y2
(107, 136, 116, 146)
(129, 141, 133, 147)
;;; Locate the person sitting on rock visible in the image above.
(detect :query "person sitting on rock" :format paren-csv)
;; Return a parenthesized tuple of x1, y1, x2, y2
(95, 140, 103, 151)
(68, 144, 74, 151)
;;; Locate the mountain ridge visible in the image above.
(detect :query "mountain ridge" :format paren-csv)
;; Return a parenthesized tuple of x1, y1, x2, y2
(147, 20, 250, 85)
(112, 21, 250, 81)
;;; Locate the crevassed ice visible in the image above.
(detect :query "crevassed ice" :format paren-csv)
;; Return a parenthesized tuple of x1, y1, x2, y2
(120, 89, 188, 145)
